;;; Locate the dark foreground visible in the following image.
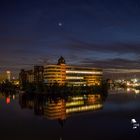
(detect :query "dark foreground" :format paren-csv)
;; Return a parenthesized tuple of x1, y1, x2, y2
(0, 91, 140, 140)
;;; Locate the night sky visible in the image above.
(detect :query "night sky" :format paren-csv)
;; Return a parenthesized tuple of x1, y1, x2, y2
(1, 0, 140, 77)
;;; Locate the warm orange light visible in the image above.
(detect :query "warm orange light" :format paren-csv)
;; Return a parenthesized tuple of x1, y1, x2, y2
(6, 70, 11, 74)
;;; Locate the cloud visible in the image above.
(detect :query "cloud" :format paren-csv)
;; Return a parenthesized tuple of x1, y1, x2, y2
(104, 68, 140, 74)
(79, 58, 140, 69)
(0, 36, 35, 47)
(63, 38, 140, 55)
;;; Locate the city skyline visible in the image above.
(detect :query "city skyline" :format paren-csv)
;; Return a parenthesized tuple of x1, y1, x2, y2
(1, 0, 140, 77)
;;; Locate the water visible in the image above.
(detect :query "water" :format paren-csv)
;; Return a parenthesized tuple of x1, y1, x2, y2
(0, 92, 140, 140)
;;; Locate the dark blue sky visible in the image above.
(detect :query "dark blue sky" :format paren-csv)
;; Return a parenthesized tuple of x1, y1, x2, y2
(0, 0, 140, 75)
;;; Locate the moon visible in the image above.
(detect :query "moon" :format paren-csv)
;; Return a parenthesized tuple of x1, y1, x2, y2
(58, 22, 62, 27)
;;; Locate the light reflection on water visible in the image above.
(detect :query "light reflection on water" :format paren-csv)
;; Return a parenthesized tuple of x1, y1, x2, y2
(126, 88, 140, 94)
(19, 93, 104, 121)
(0, 91, 140, 140)
(109, 88, 140, 95)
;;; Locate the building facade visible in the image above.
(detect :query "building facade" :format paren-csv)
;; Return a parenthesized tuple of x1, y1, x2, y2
(19, 66, 44, 87)
(19, 69, 34, 86)
(19, 57, 103, 86)
(44, 57, 103, 86)
(34, 66, 44, 84)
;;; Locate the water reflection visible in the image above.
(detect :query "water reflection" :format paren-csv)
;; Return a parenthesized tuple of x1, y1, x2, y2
(127, 88, 140, 94)
(1, 91, 140, 140)
(109, 88, 140, 95)
(19, 93, 104, 122)
(0, 92, 17, 104)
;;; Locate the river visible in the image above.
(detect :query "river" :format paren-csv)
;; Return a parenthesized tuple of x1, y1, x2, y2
(0, 91, 140, 140)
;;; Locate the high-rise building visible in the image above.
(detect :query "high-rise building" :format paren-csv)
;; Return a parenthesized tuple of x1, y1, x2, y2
(27, 70, 34, 83)
(34, 66, 44, 84)
(44, 57, 103, 86)
(19, 69, 28, 87)
(6, 70, 11, 81)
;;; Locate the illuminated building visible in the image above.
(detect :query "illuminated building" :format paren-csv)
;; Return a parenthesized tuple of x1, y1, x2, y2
(0, 71, 12, 83)
(6, 71, 11, 81)
(44, 56, 103, 86)
(0, 73, 7, 83)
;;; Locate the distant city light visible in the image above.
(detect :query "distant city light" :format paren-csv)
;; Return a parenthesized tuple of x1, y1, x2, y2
(13, 95, 15, 100)
(131, 118, 139, 129)
(133, 79, 137, 83)
(6, 70, 11, 74)
(127, 82, 130, 86)
(131, 119, 136, 124)
(127, 88, 130, 92)
(12, 76, 15, 80)
(6, 97, 10, 104)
